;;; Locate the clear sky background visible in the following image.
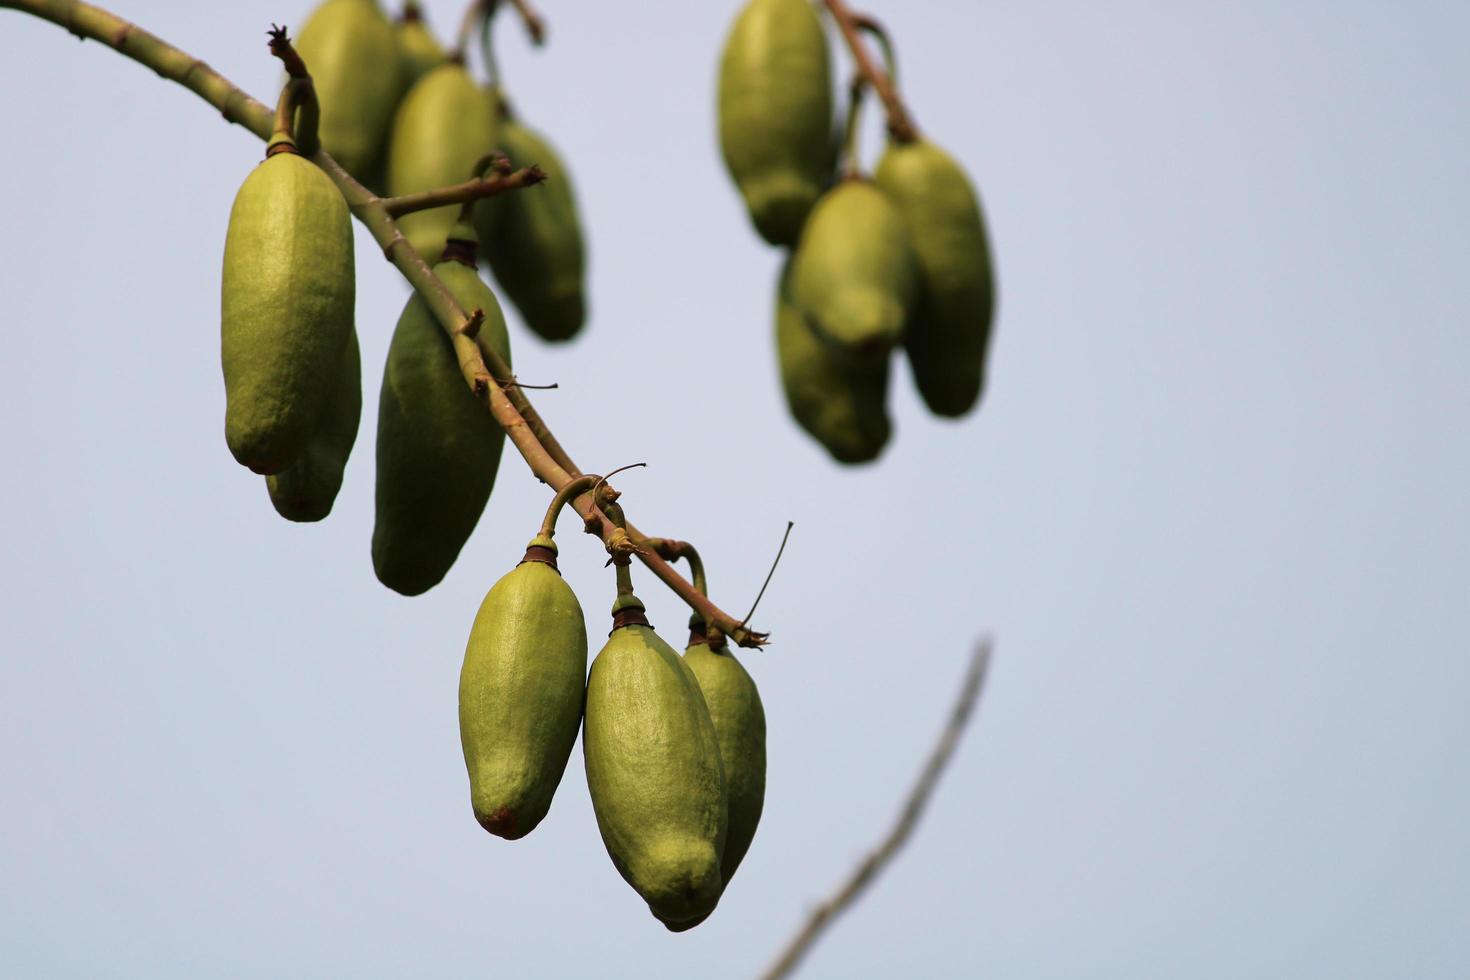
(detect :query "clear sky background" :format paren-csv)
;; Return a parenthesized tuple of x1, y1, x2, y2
(2, 1, 1467, 977)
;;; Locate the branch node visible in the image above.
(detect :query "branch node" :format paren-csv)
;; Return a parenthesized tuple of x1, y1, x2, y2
(458, 307, 486, 339)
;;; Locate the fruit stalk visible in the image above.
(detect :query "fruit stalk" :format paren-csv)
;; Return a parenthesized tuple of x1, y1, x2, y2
(820, 0, 917, 143)
(3, 0, 767, 647)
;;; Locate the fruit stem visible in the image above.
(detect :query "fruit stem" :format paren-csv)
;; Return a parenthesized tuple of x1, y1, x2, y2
(266, 27, 320, 155)
(539, 474, 601, 540)
(821, 0, 918, 143)
(839, 75, 868, 180)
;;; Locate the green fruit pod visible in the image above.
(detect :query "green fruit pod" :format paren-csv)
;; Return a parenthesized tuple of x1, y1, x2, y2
(875, 139, 996, 417)
(221, 149, 355, 475)
(776, 259, 892, 463)
(718, 0, 833, 245)
(475, 114, 588, 342)
(294, 0, 402, 181)
(372, 227, 512, 595)
(584, 597, 728, 930)
(683, 633, 766, 890)
(790, 179, 918, 359)
(394, 2, 448, 87)
(460, 535, 588, 839)
(386, 65, 500, 261)
(264, 328, 363, 521)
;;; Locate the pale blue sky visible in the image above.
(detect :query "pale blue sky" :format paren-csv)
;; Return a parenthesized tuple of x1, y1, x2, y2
(2, 1, 1467, 977)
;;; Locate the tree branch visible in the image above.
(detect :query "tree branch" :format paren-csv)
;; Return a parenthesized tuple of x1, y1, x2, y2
(759, 638, 994, 980)
(3, 0, 765, 647)
(821, 0, 918, 144)
(381, 164, 547, 217)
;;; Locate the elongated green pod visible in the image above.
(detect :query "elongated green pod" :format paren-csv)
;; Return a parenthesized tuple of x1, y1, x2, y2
(264, 328, 362, 521)
(460, 535, 588, 839)
(386, 65, 500, 261)
(776, 259, 891, 463)
(683, 635, 765, 890)
(394, 3, 448, 86)
(294, 0, 402, 181)
(718, 0, 833, 245)
(475, 113, 588, 342)
(584, 597, 727, 929)
(789, 179, 917, 358)
(372, 228, 512, 595)
(221, 148, 354, 475)
(875, 139, 995, 417)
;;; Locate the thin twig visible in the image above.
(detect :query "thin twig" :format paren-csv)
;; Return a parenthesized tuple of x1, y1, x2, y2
(381, 164, 546, 216)
(760, 638, 994, 980)
(3, 0, 766, 648)
(508, 0, 545, 44)
(821, 0, 918, 143)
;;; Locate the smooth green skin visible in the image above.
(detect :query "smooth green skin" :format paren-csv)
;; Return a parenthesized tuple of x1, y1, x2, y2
(221, 152, 354, 475)
(394, 17, 446, 87)
(294, 0, 402, 181)
(265, 329, 362, 522)
(776, 259, 892, 464)
(371, 260, 511, 595)
(790, 180, 918, 358)
(683, 641, 766, 889)
(475, 116, 588, 342)
(460, 559, 588, 839)
(875, 139, 996, 417)
(584, 623, 728, 928)
(718, 0, 833, 246)
(386, 66, 500, 261)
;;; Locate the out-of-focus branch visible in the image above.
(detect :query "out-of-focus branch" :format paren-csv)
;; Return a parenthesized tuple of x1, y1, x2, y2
(821, 0, 918, 143)
(760, 638, 994, 980)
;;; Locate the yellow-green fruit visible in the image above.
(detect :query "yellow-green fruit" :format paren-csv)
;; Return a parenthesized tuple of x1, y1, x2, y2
(264, 329, 362, 521)
(776, 259, 892, 463)
(790, 179, 918, 358)
(221, 150, 354, 475)
(717, 0, 833, 245)
(394, 3, 447, 86)
(584, 610, 728, 929)
(460, 539, 588, 839)
(875, 139, 996, 417)
(294, 0, 401, 181)
(386, 65, 500, 261)
(683, 637, 765, 889)
(372, 251, 511, 595)
(476, 114, 588, 342)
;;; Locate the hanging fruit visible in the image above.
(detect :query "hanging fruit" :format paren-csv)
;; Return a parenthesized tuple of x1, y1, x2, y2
(386, 63, 501, 261)
(293, 0, 403, 183)
(718, 0, 834, 246)
(875, 138, 996, 417)
(476, 105, 588, 342)
(221, 79, 355, 475)
(372, 214, 512, 595)
(789, 178, 918, 359)
(459, 477, 594, 839)
(394, 1, 448, 87)
(775, 259, 892, 463)
(583, 503, 728, 931)
(264, 329, 362, 521)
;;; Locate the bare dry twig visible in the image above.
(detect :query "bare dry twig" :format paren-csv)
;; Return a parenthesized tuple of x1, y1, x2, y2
(760, 638, 994, 980)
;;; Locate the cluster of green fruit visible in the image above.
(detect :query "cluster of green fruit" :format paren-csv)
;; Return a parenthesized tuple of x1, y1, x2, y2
(219, 1, 587, 597)
(463, 482, 766, 930)
(298, 0, 587, 341)
(718, 0, 996, 464)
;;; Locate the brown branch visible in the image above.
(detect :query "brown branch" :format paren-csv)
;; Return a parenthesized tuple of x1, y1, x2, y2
(508, 0, 545, 45)
(821, 0, 918, 143)
(760, 638, 994, 980)
(4, 0, 765, 648)
(381, 164, 546, 217)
